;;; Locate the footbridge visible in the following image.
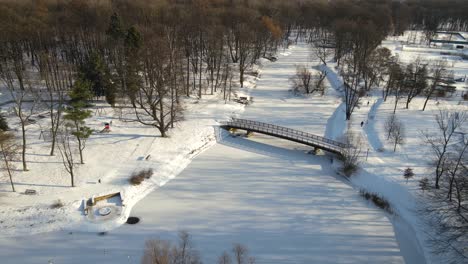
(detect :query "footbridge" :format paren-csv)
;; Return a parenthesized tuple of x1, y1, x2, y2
(221, 118, 347, 155)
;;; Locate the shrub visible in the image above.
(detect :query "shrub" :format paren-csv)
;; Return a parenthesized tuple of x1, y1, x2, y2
(419, 177, 430, 193)
(51, 199, 64, 209)
(463, 93, 468, 101)
(403, 167, 414, 183)
(337, 132, 362, 177)
(359, 190, 392, 213)
(129, 169, 153, 185)
(341, 163, 359, 176)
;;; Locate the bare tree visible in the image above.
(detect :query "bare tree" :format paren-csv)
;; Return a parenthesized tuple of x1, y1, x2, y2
(422, 60, 450, 111)
(0, 131, 18, 192)
(403, 57, 428, 109)
(237, 24, 257, 88)
(337, 131, 363, 176)
(444, 138, 468, 210)
(57, 127, 76, 187)
(218, 251, 232, 264)
(36, 51, 70, 156)
(173, 230, 201, 264)
(142, 239, 173, 264)
(390, 120, 404, 152)
(135, 36, 182, 138)
(384, 113, 398, 140)
(310, 37, 334, 65)
(232, 244, 249, 264)
(340, 56, 362, 120)
(0, 53, 38, 171)
(290, 65, 312, 94)
(312, 67, 328, 96)
(423, 110, 467, 189)
(342, 79, 361, 121)
(419, 178, 430, 193)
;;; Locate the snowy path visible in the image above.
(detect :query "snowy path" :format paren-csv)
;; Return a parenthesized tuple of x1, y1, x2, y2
(0, 44, 412, 263)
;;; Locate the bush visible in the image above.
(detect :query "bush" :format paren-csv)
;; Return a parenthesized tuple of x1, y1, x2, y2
(360, 190, 392, 213)
(129, 169, 153, 185)
(51, 199, 64, 209)
(341, 163, 359, 176)
(337, 132, 362, 177)
(463, 93, 468, 101)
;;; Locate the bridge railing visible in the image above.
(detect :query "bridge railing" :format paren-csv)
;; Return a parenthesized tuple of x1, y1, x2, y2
(230, 118, 348, 148)
(221, 118, 347, 153)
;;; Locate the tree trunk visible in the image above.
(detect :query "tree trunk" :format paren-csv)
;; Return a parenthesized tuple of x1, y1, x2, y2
(70, 166, 75, 187)
(2, 151, 14, 192)
(422, 94, 431, 111)
(21, 121, 27, 171)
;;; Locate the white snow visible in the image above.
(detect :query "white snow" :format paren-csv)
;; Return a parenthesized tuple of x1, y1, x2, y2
(0, 31, 467, 263)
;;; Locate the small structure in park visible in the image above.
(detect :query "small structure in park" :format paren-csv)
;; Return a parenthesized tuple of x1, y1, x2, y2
(429, 32, 468, 50)
(83, 192, 124, 222)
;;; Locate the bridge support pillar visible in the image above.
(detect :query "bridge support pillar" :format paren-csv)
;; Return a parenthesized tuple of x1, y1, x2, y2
(308, 147, 319, 155)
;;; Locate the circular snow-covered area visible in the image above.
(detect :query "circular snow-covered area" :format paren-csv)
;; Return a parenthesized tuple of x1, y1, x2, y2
(98, 207, 112, 216)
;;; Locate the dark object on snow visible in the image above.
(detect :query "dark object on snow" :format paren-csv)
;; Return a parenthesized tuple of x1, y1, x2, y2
(0, 113, 9, 131)
(264, 56, 277, 62)
(24, 189, 37, 195)
(98, 179, 101, 183)
(233, 97, 250, 105)
(360, 121, 364, 127)
(126, 216, 140, 225)
(98, 232, 107, 236)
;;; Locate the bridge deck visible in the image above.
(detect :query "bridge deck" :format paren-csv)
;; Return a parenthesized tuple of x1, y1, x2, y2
(221, 118, 346, 155)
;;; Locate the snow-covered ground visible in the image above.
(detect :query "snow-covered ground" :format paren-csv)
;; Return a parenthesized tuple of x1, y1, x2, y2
(0, 43, 417, 264)
(1, 32, 467, 263)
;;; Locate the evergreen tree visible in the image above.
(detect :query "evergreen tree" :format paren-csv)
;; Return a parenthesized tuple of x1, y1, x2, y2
(106, 12, 125, 41)
(403, 167, 414, 183)
(80, 53, 116, 106)
(124, 26, 142, 107)
(65, 78, 93, 164)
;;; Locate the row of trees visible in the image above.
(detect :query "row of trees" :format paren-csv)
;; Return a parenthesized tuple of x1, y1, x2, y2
(0, 0, 288, 188)
(0, 0, 433, 188)
(422, 110, 468, 261)
(142, 230, 255, 264)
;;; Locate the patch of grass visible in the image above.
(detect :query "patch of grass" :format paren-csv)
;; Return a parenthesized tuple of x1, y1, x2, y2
(359, 189, 392, 213)
(50, 199, 64, 209)
(129, 169, 153, 185)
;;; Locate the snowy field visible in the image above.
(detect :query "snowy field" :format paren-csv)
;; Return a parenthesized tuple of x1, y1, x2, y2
(1, 32, 468, 263)
(0, 43, 415, 264)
